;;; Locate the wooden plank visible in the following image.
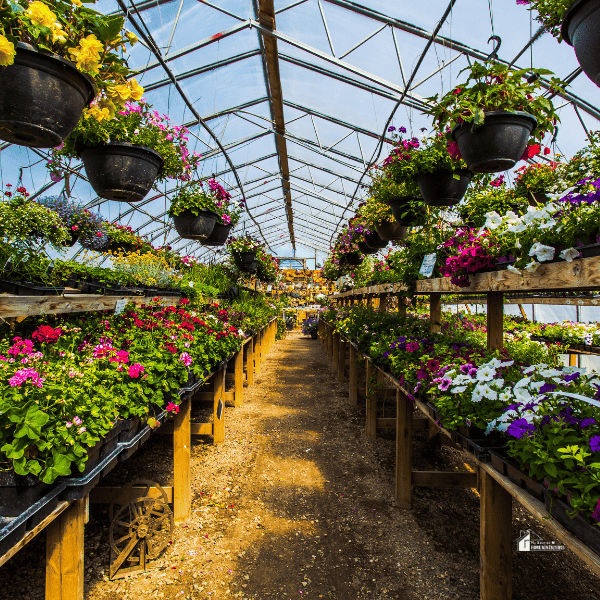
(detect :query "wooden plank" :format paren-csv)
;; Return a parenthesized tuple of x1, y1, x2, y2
(365, 360, 377, 438)
(481, 463, 600, 575)
(46, 497, 86, 600)
(332, 333, 340, 372)
(213, 364, 225, 445)
(193, 391, 234, 403)
(447, 296, 600, 307)
(89, 486, 173, 504)
(246, 337, 254, 386)
(376, 418, 396, 429)
(349, 344, 358, 405)
(337, 337, 346, 381)
(430, 292, 442, 334)
(0, 501, 70, 569)
(234, 348, 244, 407)
(570, 352, 578, 367)
(173, 397, 191, 523)
(379, 294, 388, 312)
(0, 295, 175, 318)
(395, 389, 412, 509)
(480, 468, 512, 600)
(412, 471, 478, 489)
(487, 292, 504, 350)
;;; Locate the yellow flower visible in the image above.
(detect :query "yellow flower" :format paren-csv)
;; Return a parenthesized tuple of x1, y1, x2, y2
(78, 34, 103, 55)
(127, 31, 138, 45)
(26, 1, 57, 27)
(128, 78, 144, 101)
(71, 0, 82, 6)
(108, 83, 131, 103)
(51, 23, 67, 44)
(0, 35, 16, 67)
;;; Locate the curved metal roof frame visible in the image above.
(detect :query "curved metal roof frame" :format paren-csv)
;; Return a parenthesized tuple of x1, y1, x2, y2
(1, 0, 599, 262)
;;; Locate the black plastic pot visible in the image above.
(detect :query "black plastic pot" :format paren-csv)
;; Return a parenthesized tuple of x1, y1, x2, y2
(311, 332, 318, 339)
(79, 142, 164, 202)
(0, 43, 95, 148)
(562, 0, 600, 86)
(0, 279, 64, 296)
(388, 196, 424, 226)
(340, 252, 362, 267)
(0, 472, 52, 518)
(363, 230, 387, 249)
(417, 169, 473, 207)
(202, 223, 233, 246)
(233, 251, 258, 273)
(109, 242, 135, 254)
(375, 220, 408, 241)
(357, 240, 378, 255)
(63, 231, 79, 247)
(172, 209, 218, 241)
(451, 111, 537, 173)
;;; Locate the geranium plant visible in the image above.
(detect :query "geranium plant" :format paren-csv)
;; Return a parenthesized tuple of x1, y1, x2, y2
(49, 100, 202, 181)
(516, 0, 574, 40)
(0, 0, 141, 108)
(513, 162, 563, 202)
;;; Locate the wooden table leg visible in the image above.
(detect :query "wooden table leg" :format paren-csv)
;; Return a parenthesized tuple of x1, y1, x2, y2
(332, 333, 340, 371)
(246, 338, 254, 387)
(349, 344, 358, 404)
(255, 332, 261, 374)
(327, 327, 333, 360)
(395, 390, 412, 509)
(487, 292, 504, 351)
(213, 364, 226, 445)
(234, 348, 244, 407)
(480, 468, 512, 600)
(46, 497, 85, 600)
(365, 361, 377, 438)
(430, 292, 442, 334)
(173, 396, 191, 523)
(338, 338, 346, 381)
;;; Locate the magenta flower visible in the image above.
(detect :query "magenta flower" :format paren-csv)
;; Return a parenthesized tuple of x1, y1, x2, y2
(166, 402, 180, 414)
(128, 363, 145, 378)
(8, 368, 45, 388)
(179, 352, 193, 367)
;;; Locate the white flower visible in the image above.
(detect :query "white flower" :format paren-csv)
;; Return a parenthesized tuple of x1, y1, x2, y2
(451, 374, 473, 386)
(483, 211, 503, 230)
(478, 384, 498, 401)
(529, 380, 545, 391)
(188, 281, 194, 287)
(471, 388, 483, 403)
(134, 129, 140, 135)
(514, 238, 522, 249)
(507, 265, 521, 275)
(514, 387, 532, 403)
(476, 365, 496, 382)
(451, 385, 467, 393)
(524, 260, 540, 273)
(515, 376, 531, 388)
(529, 242, 555, 262)
(540, 368, 561, 377)
(538, 219, 557, 230)
(499, 390, 513, 403)
(560, 247, 580, 262)
(504, 211, 519, 224)
(500, 360, 514, 368)
(506, 222, 527, 234)
(490, 378, 505, 390)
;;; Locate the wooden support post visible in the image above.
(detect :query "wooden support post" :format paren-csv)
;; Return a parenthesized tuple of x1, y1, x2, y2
(366, 294, 373, 307)
(569, 352, 578, 367)
(365, 361, 377, 438)
(46, 497, 85, 600)
(234, 348, 244, 407)
(395, 389, 412, 509)
(480, 468, 512, 600)
(379, 294, 388, 312)
(173, 396, 191, 523)
(349, 344, 358, 404)
(430, 292, 442, 333)
(246, 337, 254, 386)
(487, 292, 504, 350)
(255, 332, 262, 374)
(332, 333, 340, 371)
(213, 363, 226, 445)
(337, 337, 346, 381)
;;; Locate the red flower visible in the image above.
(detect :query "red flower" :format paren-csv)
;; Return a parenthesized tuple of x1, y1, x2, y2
(519, 144, 541, 161)
(453, 88, 462, 95)
(447, 141, 462, 160)
(32, 325, 62, 344)
(544, 147, 551, 155)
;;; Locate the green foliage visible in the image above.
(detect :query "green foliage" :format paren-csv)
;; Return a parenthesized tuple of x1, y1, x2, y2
(519, 0, 574, 40)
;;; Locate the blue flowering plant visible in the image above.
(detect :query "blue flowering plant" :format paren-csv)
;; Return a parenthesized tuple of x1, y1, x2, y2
(301, 318, 318, 336)
(36, 195, 99, 243)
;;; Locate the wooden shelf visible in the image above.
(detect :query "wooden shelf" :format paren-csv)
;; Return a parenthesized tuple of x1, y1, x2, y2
(0, 295, 178, 318)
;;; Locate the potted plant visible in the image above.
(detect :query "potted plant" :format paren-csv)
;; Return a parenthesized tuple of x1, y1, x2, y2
(77, 209, 111, 251)
(36, 195, 96, 247)
(105, 223, 148, 254)
(361, 196, 406, 241)
(427, 61, 565, 173)
(513, 161, 563, 205)
(50, 101, 202, 202)
(229, 235, 261, 272)
(197, 179, 243, 246)
(169, 181, 221, 241)
(520, 0, 600, 87)
(302, 317, 319, 339)
(0, 1, 141, 148)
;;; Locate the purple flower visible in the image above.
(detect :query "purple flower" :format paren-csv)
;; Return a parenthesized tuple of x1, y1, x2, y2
(539, 382, 557, 394)
(398, 126, 407, 133)
(438, 377, 452, 392)
(564, 372, 581, 383)
(387, 126, 396, 132)
(507, 419, 536, 439)
(581, 417, 596, 428)
(590, 435, 600, 452)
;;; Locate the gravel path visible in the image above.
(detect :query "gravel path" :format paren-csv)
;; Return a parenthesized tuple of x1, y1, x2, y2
(1, 331, 600, 599)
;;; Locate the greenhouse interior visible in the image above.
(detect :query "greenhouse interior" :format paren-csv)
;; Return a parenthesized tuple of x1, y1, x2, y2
(6, 0, 600, 598)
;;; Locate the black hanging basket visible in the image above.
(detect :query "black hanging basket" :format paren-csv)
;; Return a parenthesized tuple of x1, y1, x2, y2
(363, 230, 387, 249)
(202, 223, 233, 246)
(451, 111, 537, 173)
(388, 196, 425, 225)
(340, 252, 362, 267)
(357, 240, 378, 255)
(0, 43, 95, 148)
(233, 251, 258, 273)
(79, 142, 164, 202)
(417, 169, 473, 207)
(375, 220, 408, 241)
(172, 209, 218, 241)
(562, 0, 600, 86)
(63, 230, 80, 247)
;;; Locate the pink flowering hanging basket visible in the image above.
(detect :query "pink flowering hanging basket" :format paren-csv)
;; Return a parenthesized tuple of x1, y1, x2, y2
(78, 141, 164, 202)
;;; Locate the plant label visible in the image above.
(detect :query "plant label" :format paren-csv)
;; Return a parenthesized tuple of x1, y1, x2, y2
(217, 399, 224, 420)
(419, 253, 437, 277)
(114, 298, 128, 315)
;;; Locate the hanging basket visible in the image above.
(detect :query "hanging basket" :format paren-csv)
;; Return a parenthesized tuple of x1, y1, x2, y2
(62, 231, 79, 248)
(0, 43, 95, 148)
(357, 240, 378, 255)
(388, 196, 425, 225)
(339, 252, 362, 267)
(233, 251, 257, 273)
(202, 223, 233, 247)
(375, 220, 408, 241)
(562, 0, 600, 86)
(451, 111, 537, 173)
(417, 169, 473, 207)
(79, 142, 164, 202)
(108, 242, 136, 254)
(363, 230, 387, 249)
(172, 209, 218, 241)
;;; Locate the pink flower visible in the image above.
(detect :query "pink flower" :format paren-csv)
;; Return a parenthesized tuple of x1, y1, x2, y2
(128, 363, 145, 378)
(8, 368, 45, 388)
(166, 402, 180, 414)
(179, 352, 193, 367)
(66, 421, 73, 428)
(73, 416, 82, 426)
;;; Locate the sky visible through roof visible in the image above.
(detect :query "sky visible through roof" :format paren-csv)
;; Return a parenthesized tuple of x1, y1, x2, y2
(0, 0, 598, 265)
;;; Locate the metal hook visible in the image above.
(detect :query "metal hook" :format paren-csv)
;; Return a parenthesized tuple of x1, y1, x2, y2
(486, 35, 502, 61)
(551, 125, 559, 146)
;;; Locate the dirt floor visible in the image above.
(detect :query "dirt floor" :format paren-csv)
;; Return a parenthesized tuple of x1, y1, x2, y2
(2, 330, 600, 599)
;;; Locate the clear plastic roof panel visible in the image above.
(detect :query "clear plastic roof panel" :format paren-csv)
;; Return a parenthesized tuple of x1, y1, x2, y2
(1, 0, 599, 262)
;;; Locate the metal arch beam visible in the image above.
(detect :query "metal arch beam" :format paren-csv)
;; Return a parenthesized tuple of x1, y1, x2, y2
(288, 156, 361, 186)
(255, 0, 295, 251)
(200, 98, 270, 123)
